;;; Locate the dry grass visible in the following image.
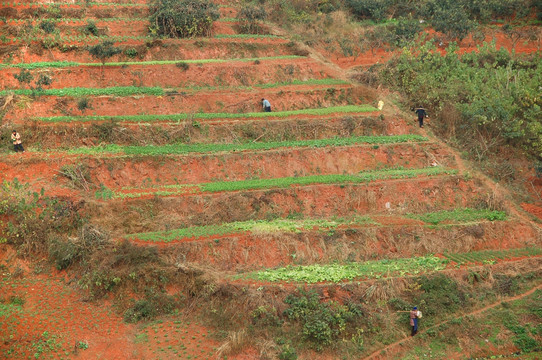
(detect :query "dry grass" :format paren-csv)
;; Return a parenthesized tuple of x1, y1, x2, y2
(1, 93, 15, 111)
(215, 329, 251, 358)
(364, 278, 408, 302)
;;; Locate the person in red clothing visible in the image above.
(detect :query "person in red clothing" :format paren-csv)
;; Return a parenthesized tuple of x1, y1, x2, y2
(11, 130, 24, 153)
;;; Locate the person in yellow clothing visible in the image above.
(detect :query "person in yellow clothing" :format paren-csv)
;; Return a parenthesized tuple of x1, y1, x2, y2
(11, 130, 25, 153)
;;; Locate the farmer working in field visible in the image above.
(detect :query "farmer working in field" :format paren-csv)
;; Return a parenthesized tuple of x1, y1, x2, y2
(410, 306, 421, 336)
(11, 130, 24, 153)
(414, 106, 428, 128)
(262, 98, 272, 112)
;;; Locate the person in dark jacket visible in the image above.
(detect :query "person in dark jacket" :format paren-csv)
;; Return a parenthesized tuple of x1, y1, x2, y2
(414, 107, 428, 128)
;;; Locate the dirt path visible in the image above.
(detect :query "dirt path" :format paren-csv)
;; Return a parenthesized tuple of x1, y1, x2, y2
(272, 24, 542, 234)
(364, 282, 542, 360)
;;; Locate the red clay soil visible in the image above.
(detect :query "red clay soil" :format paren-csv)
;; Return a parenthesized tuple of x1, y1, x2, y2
(326, 28, 541, 69)
(5, 85, 355, 120)
(17, 112, 404, 150)
(0, 156, 78, 196)
(90, 175, 478, 234)
(521, 203, 542, 221)
(4, 4, 149, 19)
(139, 221, 537, 272)
(1, 38, 292, 64)
(0, 143, 449, 191)
(1, 20, 238, 39)
(0, 248, 139, 360)
(0, 246, 224, 360)
(0, 58, 332, 89)
(133, 319, 220, 360)
(89, 143, 452, 188)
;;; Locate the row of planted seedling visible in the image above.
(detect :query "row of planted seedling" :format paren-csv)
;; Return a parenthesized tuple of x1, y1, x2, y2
(95, 167, 457, 199)
(237, 247, 541, 283)
(0, 55, 305, 69)
(35, 105, 378, 123)
(0, 79, 349, 97)
(124, 208, 507, 243)
(56, 134, 428, 156)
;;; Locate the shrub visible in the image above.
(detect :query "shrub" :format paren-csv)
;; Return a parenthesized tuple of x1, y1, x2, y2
(49, 238, 79, 270)
(345, 0, 392, 22)
(0, 180, 82, 256)
(390, 17, 423, 46)
(77, 97, 91, 112)
(416, 274, 465, 317)
(148, 0, 219, 38)
(423, 0, 477, 40)
(39, 20, 56, 34)
(35, 74, 52, 92)
(48, 224, 108, 270)
(175, 61, 190, 71)
(236, 5, 266, 34)
(278, 344, 297, 360)
(493, 275, 519, 296)
(124, 289, 178, 323)
(13, 69, 33, 88)
(283, 289, 363, 351)
(87, 41, 122, 65)
(124, 48, 138, 58)
(82, 21, 99, 36)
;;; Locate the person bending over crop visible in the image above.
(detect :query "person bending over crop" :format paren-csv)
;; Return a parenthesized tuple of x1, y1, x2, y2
(11, 130, 24, 153)
(262, 98, 272, 112)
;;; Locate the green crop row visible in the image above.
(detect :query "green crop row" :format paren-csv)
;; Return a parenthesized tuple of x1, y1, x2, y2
(443, 247, 542, 265)
(66, 134, 428, 156)
(239, 255, 449, 283)
(1, 79, 347, 97)
(104, 167, 456, 200)
(409, 208, 508, 225)
(125, 217, 375, 243)
(239, 247, 542, 283)
(36, 105, 378, 123)
(124, 205, 510, 243)
(0, 86, 164, 97)
(0, 56, 305, 70)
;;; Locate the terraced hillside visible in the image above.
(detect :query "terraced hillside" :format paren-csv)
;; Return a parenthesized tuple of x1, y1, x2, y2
(0, 1, 541, 359)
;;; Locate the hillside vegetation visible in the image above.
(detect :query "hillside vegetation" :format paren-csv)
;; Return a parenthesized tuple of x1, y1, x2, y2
(0, 0, 540, 359)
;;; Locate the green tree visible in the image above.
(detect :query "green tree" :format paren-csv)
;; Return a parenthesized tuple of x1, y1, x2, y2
(236, 5, 266, 34)
(148, 0, 219, 38)
(424, 0, 477, 41)
(87, 41, 122, 65)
